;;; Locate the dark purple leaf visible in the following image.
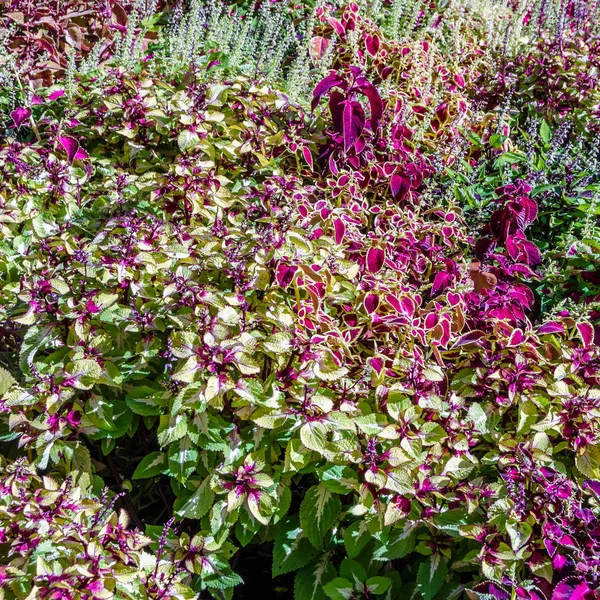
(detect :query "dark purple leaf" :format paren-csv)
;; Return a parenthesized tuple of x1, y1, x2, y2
(276, 264, 297, 287)
(391, 174, 411, 199)
(329, 90, 346, 134)
(342, 100, 365, 152)
(475, 237, 495, 260)
(358, 82, 384, 130)
(312, 73, 346, 111)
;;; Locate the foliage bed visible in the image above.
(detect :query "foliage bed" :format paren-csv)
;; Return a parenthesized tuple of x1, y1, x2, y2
(2, 1, 600, 599)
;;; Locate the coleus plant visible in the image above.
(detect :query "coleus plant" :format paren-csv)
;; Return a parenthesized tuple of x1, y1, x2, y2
(0, 456, 200, 600)
(1, 1, 600, 600)
(0, 0, 169, 88)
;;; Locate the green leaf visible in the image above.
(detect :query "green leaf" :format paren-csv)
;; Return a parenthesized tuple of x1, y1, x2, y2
(67, 359, 102, 390)
(373, 522, 416, 561)
(235, 510, 262, 546)
(576, 444, 600, 479)
(167, 437, 198, 484)
(178, 476, 214, 519)
(157, 414, 187, 446)
(314, 353, 348, 381)
(294, 556, 336, 600)
(132, 451, 167, 480)
(417, 555, 448, 600)
(343, 521, 371, 559)
(300, 421, 329, 453)
(273, 484, 292, 524)
(273, 517, 317, 577)
(178, 129, 200, 152)
(540, 120, 551, 144)
(19, 325, 54, 375)
(323, 577, 354, 600)
(319, 465, 359, 494)
(340, 557, 366, 583)
(300, 485, 341, 549)
(125, 395, 162, 416)
(263, 332, 293, 353)
(366, 577, 392, 595)
(0, 367, 16, 396)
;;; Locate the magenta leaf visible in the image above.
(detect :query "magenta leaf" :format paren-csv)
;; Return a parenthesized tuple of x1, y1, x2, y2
(583, 480, 600, 500)
(364, 293, 380, 313)
(369, 356, 384, 373)
(302, 146, 313, 170)
(333, 218, 346, 244)
(48, 89, 65, 101)
(471, 582, 511, 600)
(10, 107, 31, 129)
(327, 16, 345, 36)
(365, 34, 380, 56)
(453, 73, 465, 87)
(58, 136, 81, 163)
(276, 264, 297, 288)
(366, 247, 385, 273)
(577, 322, 594, 347)
(538, 321, 565, 334)
(431, 271, 451, 296)
(551, 579, 594, 600)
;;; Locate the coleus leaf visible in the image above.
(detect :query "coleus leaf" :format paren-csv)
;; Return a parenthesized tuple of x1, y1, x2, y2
(467, 582, 511, 600)
(58, 135, 87, 163)
(312, 73, 346, 111)
(551, 579, 597, 600)
(273, 517, 317, 577)
(11, 106, 31, 128)
(309, 36, 330, 62)
(417, 554, 448, 600)
(357, 81, 384, 130)
(576, 322, 594, 347)
(0, 367, 16, 396)
(390, 174, 410, 199)
(132, 451, 167, 480)
(343, 521, 371, 559)
(178, 476, 214, 519)
(342, 99, 365, 152)
(365, 34, 380, 56)
(365, 577, 392, 595)
(333, 218, 346, 244)
(300, 485, 341, 549)
(373, 521, 416, 559)
(294, 555, 336, 600)
(366, 247, 385, 273)
(323, 578, 354, 600)
(167, 437, 199, 484)
(538, 321, 565, 334)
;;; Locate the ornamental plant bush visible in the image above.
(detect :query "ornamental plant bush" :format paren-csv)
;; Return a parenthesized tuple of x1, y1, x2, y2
(2, 1, 600, 600)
